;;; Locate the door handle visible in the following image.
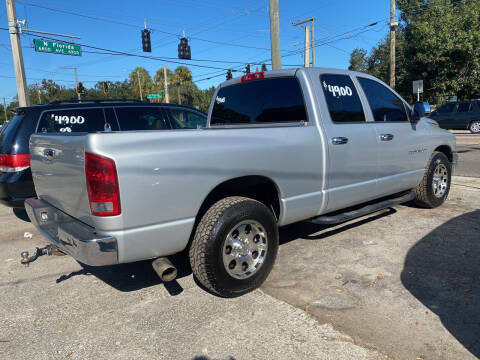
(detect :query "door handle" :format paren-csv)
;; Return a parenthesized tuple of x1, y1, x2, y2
(380, 134, 394, 141)
(331, 137, 349, 145)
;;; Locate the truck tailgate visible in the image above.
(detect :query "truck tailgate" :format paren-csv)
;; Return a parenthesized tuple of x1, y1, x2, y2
(29, 133, 93, 226)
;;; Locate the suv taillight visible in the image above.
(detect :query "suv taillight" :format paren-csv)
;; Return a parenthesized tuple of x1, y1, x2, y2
(85, 152, 121, 216)
(0, 154, 30, 172)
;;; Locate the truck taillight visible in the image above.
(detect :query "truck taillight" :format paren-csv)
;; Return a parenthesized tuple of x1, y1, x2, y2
(241, 71, 264, 82)
(0, 154, 30, 172)
(85, 152, 121, 216)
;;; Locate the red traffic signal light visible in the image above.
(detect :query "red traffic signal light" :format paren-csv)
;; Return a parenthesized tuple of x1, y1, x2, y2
(141, 29, 151, 52)
(178, 37, 191, 60)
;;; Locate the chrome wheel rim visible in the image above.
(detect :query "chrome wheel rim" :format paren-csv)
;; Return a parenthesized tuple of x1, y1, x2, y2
(222, 220, 268, 280)
(471, 122, 480, 133)
(432, 163, 448, 198)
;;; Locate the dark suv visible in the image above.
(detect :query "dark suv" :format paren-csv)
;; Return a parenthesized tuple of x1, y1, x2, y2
(0, 100, 207, 208)
(429, 100, 480, 133)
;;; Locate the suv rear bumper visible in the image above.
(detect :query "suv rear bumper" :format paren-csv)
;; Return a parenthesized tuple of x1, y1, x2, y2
(25, 198, 118, 266)
(0, 169, 36, 208)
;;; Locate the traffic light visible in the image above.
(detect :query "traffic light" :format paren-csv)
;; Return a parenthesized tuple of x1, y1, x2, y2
(178, 37, 191, 60)
(141, 29, 151, 52)
(102, 81, 109, 94)
(226, 69, 233, 80)
(245, 64, 251, 74)
(76, 82, 86, 95)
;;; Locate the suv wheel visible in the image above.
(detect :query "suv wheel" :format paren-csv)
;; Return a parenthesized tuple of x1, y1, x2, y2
(469, 121, 480, 134)
(189, 196, 278, 297)
(413, 151, 451, 208)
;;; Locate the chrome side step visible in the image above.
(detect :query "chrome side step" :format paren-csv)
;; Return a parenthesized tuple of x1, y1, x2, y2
(311, 191, 414, 226)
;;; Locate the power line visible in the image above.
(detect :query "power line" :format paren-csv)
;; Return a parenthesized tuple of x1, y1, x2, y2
(17, 1, 271, 51)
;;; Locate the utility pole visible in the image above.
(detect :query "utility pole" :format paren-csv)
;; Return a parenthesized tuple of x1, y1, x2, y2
(35, 84, 41, 103)
(269, 0, 281, 70)
(3, 98, 8, 123)
(163, 65, 169, 103)
(389, 0, 398, 89)
(60, 66, 80, 100)
(136, 69, 143, 101)
(6, 0, 30, 106)
(292, 18, 315, 67)
(304, 26, 310, 68)
(311, 19, 315, 67)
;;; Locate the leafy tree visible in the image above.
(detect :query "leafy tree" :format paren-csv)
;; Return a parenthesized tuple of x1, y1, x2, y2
(348, 49, 368, 72)
(261, 63, 268, 72)
(171, 66, 193, 104)
(348, 0, 480, 103)
(129, 67, 153, 99)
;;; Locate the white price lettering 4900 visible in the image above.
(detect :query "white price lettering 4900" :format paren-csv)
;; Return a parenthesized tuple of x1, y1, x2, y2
(328, 85, 352, 98)
(53, 115, 85, 125)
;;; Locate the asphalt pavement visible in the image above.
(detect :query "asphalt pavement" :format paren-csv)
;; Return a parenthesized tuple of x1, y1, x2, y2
(0, 168, 479, 359)
(263, 176, 480, 360)
(0, 207, 385, 360)
(453, 131, 480, 178)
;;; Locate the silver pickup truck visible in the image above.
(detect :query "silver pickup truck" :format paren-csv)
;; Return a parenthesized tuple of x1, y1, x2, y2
(25, 68, 456, 297)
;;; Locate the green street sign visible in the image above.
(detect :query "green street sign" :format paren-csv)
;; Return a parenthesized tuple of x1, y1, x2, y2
(146, 93, 163, 99)
(34, 39, 82, 56)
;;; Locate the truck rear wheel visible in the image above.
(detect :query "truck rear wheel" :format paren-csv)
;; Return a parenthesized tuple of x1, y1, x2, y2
(189, 196, 278, 297)
(413, 151, 451, 208)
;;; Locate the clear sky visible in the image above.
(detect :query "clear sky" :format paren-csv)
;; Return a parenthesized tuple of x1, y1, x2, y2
(0, 0, 392, 102)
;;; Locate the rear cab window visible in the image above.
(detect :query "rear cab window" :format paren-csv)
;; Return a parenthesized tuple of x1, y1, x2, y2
(37, 108, 115, 133)
(211, 77, 307, 125)
(320, 74, 366, 123)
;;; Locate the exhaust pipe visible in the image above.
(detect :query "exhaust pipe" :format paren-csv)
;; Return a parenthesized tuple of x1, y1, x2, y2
(152, 257, 178, 282)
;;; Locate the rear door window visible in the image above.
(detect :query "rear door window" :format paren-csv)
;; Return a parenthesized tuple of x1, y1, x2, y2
(358, 77, 408, 122)
(114, 106, 169, 131)
(211, 77, 307, 125)
(168, 108, 207, 129)
(320, 74, 366, 123)
(38, 108, 107, 133)
(436, 102, 456, 114)
(457, 102, 472, 113)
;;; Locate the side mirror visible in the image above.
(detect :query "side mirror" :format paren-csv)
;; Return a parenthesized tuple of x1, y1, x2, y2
(412, 102, 431, 122)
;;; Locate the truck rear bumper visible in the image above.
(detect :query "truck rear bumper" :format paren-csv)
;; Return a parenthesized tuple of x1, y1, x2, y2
(25, 198, 118, 266)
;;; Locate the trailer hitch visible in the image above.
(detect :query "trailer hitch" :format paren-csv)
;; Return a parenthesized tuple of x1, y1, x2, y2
(20, 245, 63, 267)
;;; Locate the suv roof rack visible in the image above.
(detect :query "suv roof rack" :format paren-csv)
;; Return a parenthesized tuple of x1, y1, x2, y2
(48, 98, 146, 105)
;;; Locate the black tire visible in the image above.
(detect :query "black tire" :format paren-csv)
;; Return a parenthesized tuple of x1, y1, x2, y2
(469, 120, 480, 134)
(189, 196, 278, 298)
(413, 151, 451, 208)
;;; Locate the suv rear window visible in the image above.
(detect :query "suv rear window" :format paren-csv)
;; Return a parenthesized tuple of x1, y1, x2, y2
(0, 115, 23, 153)
(114, 106, 168, 131)
(320, 74, 366, 123)
(211, 77, 307, 125)
(38, 108, 108, 133)
(168, 108, 206, 129)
